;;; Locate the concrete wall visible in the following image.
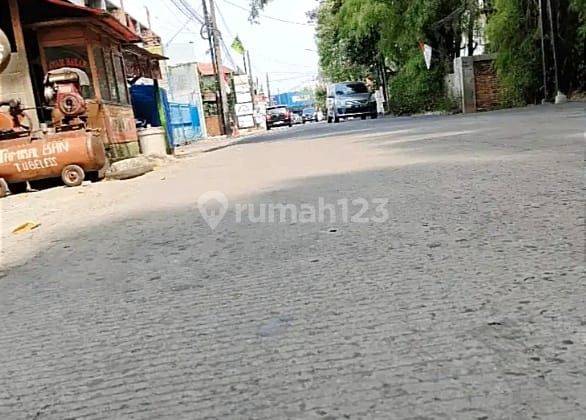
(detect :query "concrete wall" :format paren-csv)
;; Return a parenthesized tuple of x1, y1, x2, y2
(167, 62, 207, 138)
(444, 72, 460, 109)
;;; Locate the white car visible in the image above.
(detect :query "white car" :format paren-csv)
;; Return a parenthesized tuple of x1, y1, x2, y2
(292, 113, 304, 125)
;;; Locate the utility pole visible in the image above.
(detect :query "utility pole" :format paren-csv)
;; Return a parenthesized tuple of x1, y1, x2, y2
(201, 0, 221, 131)
(266, 73, 272, 105)
(538, 0, 549, 102)
(379, 55, 389, 112)
(203, 0, 232, 137)
(144, 6, 152, 29)
(246, 50, 256, 109)
(546, 0, 560, 97)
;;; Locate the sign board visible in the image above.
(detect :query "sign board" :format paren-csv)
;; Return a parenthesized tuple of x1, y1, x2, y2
(423, 44, 432, 69)
(236, 91, 252, 104)
(234, 75, 251, 94)
(237, 115, 255, 129)
(233, 75, 249, 86)
(291, 94, 311, 103)
(235, 83, 250, 94)
(103, 104, 138, 143)
(235, 102, 254, 116)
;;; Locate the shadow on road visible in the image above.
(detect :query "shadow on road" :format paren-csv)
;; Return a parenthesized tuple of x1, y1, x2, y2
(1, 123, 583, 418)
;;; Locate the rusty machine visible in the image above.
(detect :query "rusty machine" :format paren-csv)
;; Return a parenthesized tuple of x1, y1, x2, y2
(0, 29, 106, 197)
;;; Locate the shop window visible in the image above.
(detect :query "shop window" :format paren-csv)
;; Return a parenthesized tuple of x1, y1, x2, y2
(93, 47, 111, 101)
(44, 46, 94, 98)
(113, 54, 129, 105)
(103, 48, 120, 102)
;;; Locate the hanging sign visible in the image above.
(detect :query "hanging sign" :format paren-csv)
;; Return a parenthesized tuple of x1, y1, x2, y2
(419, 41, 433, 69)
(235, 102, 254, 116)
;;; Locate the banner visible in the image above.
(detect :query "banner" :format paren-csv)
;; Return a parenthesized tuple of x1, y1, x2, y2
(231, 36, 245, 55)
(419, 41, 433, 70)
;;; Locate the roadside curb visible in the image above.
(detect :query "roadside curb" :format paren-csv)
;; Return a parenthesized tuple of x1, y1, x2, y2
(104, 155, 175, 180)
(174, 130, 264, 158)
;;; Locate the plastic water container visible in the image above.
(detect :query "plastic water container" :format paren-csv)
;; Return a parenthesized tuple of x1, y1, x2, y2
(138, 127, 168, 156)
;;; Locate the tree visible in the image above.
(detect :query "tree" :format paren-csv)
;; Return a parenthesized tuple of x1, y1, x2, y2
(327, 0, 466, 114)
(487, 0, 584, 104)
(252, 0, 584, 111)
(249, 0, 273, 22)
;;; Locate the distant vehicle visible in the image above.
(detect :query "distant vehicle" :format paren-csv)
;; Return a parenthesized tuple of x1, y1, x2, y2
(316, 109, 325, 122)
(326, 82, 377, 123)
(266, 105, 293, 130)
(302, 107, 317, 123)
(292, 112, 304, 125)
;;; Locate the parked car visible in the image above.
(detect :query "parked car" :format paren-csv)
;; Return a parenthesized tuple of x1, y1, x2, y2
(266, 105, 293, 130)
(292, 112, 304, 125)
(326, 82, 377, 123)
(302, 107, 317, 123)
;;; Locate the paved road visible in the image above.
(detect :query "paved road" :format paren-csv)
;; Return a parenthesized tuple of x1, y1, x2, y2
(1, 104, 585, 419)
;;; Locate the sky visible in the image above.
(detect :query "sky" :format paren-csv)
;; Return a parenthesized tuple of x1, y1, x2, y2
(115, 0, 321, 94)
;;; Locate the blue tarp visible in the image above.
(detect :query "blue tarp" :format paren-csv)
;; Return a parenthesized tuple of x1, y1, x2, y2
(130, 84, 203, 147)
(272, 92, 314, 110)
(168, 103, 203, 146)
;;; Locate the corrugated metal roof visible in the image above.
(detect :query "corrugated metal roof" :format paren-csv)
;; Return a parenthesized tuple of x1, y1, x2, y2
(197, 62, 234, 76)
(40, 0, 141, 42)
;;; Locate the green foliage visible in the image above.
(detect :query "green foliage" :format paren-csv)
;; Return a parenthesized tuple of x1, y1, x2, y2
(486, 0, 584, 102)
(387, 51, 450, 115)
(315, 0, 466, 114)
(248, 0, 272, 21)
(255, 0, 584, 108)
(571, 0, 586, 40)
(315, 85, 327, 111)
(315, 0, 373, 81)
(486, 0, 542, 106)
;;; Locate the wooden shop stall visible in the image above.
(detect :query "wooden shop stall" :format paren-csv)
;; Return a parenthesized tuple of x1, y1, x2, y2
(22, 0, 161, 161)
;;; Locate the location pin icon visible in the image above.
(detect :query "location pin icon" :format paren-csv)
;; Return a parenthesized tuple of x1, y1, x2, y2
(197, 191, 229, 230)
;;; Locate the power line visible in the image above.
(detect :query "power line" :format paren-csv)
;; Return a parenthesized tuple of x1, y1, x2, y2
(253, 50, 315, 69)
(215, 0, 235, 40)
(165, 17, 197, 47)
(270, 74, 316, 83)
(222, 0, 314, 26)
(270, 71, 316, 75)
(220, 38, 240, 71)
(214, 1, 240, 70)
(167, 0, 205, 24)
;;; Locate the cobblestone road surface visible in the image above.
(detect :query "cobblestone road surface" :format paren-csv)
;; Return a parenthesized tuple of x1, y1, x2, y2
(1, 104, 585, 419)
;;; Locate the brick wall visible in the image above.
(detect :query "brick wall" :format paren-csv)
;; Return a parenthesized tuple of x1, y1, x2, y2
(473, 60, 500, 111)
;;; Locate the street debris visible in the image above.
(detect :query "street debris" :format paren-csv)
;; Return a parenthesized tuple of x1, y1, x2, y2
(259, 315, 294, 337)
(12, 222, 41, 235)
(105, 156, 155, 180)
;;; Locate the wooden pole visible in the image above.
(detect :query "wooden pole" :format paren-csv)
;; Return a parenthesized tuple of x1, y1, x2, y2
(538, 0, 549, 101)
(207, 0, 232, 136)
(8, 0, 26, 53)
(145, 6, 152, 30)
(546, 0, 560, 95)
